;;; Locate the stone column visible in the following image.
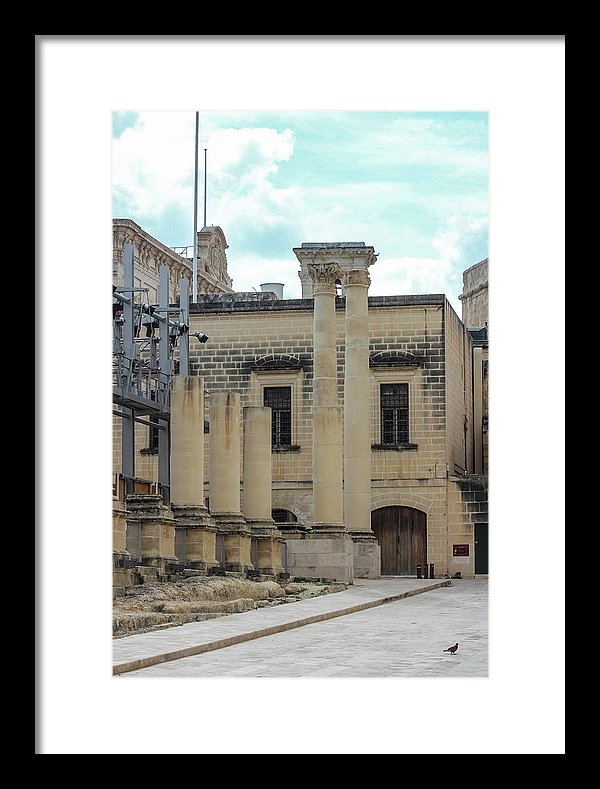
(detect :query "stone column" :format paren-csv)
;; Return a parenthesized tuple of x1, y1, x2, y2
(343, 268, 380, 578)
(298, 265, 314, 298)
(170, 375, 218, 571)
(288, 262, 353, 584)
(242, 406, 285, 577)
(170, 376, 205, 505)
(309, 262, 344, 531)
(209, 391, 252, 573)
(291, 242, 378, 582)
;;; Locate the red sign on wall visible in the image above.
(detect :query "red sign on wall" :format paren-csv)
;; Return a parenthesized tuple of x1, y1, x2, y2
(453, 544, 469, 557)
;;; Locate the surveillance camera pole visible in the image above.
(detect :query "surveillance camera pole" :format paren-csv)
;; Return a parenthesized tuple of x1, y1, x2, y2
(120, 244, 135, 493)
(157, 266, 170, 497)
(179, 277, 190, 375)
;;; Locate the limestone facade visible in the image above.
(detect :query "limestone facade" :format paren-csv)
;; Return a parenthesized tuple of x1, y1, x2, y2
(112, 219, 234, 300)
(459, 256, 488, 478)
(112, 223, 487, 580)
(182, 293, 478, 578)
(459, 257, 488, 329)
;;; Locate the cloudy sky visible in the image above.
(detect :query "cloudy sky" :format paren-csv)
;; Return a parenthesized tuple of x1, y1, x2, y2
(112, 110, 488, 315)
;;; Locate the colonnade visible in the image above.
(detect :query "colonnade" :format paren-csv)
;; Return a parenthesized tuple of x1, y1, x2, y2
(113, 245, 381, 582)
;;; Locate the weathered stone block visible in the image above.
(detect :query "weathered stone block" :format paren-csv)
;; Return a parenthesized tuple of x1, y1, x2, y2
(285, 535, 353, 582)
(352, 541, 381, 579)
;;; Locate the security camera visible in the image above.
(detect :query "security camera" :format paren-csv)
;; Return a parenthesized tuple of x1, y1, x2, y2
(191, 332, 209, 343)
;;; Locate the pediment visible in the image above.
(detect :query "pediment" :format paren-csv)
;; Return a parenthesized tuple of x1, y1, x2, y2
(252, 353, 302, 370)
(369, 350, 421, 367)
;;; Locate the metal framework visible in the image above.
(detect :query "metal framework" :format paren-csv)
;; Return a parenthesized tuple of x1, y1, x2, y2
(112, 243, 200, 501)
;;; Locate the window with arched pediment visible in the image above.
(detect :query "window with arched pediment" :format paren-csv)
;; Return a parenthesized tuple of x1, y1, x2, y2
(250, 366, 303, 452)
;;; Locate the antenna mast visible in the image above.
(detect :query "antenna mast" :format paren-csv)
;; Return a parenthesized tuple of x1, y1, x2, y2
(192, 112, 199, 303)
(204, 148, 207, 228)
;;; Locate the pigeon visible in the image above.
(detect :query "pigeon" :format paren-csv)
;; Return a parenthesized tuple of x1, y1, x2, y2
(443, 642, 459, 654)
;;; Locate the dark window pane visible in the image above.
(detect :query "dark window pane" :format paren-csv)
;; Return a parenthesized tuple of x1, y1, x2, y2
(264, 387, 291, 410)
(150, 417, 159, 450)
(272, 509, 297, 523)
(264, 386, 292, 446)
(380, 383, 409, 444)
(149, 390, 159, 450)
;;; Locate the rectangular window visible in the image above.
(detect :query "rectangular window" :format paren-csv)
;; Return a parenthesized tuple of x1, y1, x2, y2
(264, 386, 292, 447)
(149, 416, 159, 452)
(380, 383, 409, 444)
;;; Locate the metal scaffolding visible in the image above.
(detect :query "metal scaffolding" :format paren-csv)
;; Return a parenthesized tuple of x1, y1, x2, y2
(112, 242, 200, 501)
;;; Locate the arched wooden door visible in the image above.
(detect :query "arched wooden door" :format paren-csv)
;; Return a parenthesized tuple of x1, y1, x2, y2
(371, 506, 427, 576)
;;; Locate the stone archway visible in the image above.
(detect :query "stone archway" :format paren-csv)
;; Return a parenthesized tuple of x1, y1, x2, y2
(272, 508, 298, 525)
(371, 506, 427, 576)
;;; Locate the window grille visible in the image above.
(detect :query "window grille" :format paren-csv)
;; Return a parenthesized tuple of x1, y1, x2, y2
(380, 383, 409, 444)
(149, 416, 159, 451)
(264, 386, 292, 446)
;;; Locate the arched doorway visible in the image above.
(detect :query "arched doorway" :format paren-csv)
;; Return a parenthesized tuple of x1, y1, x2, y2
(371, 506, 427, 576)
(272, 509, 298, 524)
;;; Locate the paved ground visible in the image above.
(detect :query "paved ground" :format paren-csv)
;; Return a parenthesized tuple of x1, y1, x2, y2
(114, 577, 487, 678)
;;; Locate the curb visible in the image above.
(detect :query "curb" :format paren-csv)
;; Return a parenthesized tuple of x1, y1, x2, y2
(113, 579, 451, 676)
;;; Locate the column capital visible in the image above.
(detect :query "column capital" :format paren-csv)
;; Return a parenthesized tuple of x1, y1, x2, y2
(342, 268, 371, 288)
(307, 263, 342, 295)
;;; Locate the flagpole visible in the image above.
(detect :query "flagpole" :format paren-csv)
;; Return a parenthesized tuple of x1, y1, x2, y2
(192, 112, 199, 303)
(204, 148, 207, 228)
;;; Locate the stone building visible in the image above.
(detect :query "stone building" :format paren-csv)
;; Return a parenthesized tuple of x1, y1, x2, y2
(458, 257, 489, 572)
(459, 257, 488, 329)
(113, 223, 488, 582)
(458, 258, 488, 476)
(112, 220, 233, 486)
(113, 218, 234, 300)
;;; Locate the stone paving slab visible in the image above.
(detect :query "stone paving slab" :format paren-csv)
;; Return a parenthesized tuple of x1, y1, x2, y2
(113, 577, 450, 675)
(121, 579, 487, 679)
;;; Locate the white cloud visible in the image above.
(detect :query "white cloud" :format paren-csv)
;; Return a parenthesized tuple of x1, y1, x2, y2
(113, 114, 298, 243)
(432, 214, 488, 264)
(211, 182, 300, 230)
(367, 115, 489, 175)
(370, 255, 454, 298)
(112, 112, 196, 217)
(226, 254, 302, 298)
(206, 126, 294, 182)
(369, 214, 488, 316)
(196, 127, 300, 248)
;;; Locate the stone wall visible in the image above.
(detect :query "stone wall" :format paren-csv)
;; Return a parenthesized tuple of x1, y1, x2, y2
(446, 475, 488, 577)
(185, 295, 461, 522)
(113, 292, 482, 577)
(459, 257, 488, 328)
(482, 356, 489, 475)
(368, 302, 446, 482)
(444, 299, 473, 476)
